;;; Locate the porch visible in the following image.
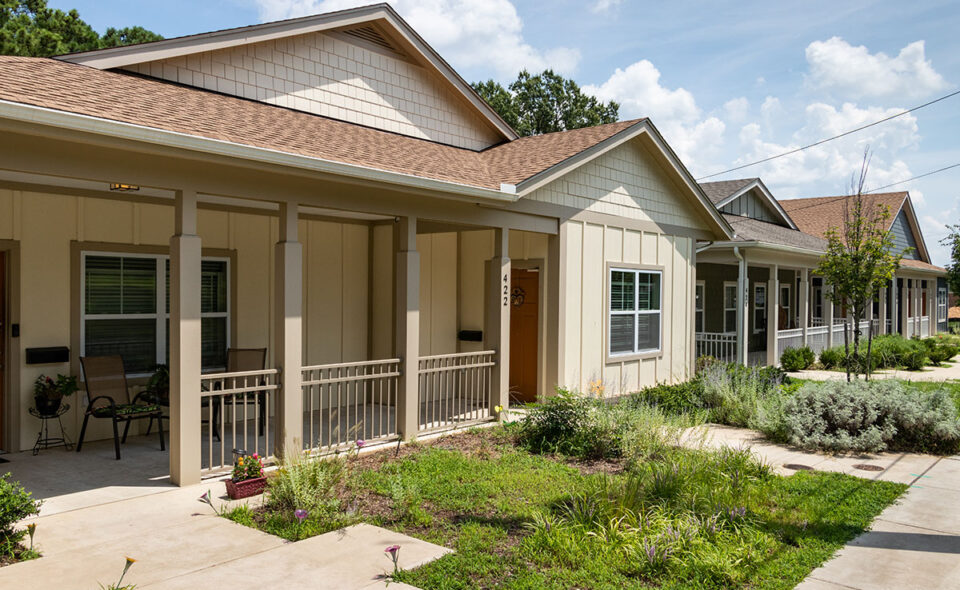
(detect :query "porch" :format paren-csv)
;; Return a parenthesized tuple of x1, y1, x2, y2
(694, 250, 943, 367)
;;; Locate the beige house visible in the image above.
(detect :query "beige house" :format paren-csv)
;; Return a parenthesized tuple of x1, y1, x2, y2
(695, 179, 948, 366)
(0, 4, 731, 485)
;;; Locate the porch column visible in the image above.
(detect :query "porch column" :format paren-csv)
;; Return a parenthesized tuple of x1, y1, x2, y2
(545, 227, 565, 392)
(799, 268, 809, 346)
(766, 265, 779, 366)
(485, 228, 511, 410)
(274, 202, 302, 457)
(169, 189, 202, 486)
(735, 251, 748, 366)
(928, 281, 937, 334)
(879, 284, 888, 335)
(900, 278, 909, 337)
(826, 284, 835, 348)
(890, 278, 899, 335)
(395, 216, 420, 440)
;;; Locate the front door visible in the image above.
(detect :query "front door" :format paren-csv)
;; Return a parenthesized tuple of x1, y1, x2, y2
(509, 267, 539, 403)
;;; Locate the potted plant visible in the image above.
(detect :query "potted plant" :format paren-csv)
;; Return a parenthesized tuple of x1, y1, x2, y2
(144, 364, 169, 405)
(33, 374, 78, 415)
(225, 453, 267, 500)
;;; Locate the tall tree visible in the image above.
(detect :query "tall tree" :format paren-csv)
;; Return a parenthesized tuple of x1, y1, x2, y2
(815, 152, 906, 381)
(942, 225, 960, 299)
(473, 69, 619, 136)
(0, 0, 161, 57)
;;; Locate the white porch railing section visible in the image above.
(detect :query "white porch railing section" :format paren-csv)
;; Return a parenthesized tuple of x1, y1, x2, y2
(418, 351, 495, 433)
(200, 368, 279, 474)
(807, 325, 830, 354)
(921, 316, 930, 337)
(695, 332, 737, 363)
(776, 328, 804, 360)
(830, 320, 847, 345)
(301, 359, 401, 453)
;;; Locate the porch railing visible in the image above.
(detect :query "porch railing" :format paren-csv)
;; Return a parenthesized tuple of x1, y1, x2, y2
(418, 351, 495, 433)
(921, 316, 931, 337)
(200, 368, 279, 474)
(695, 332, 737, 363)
(776, 328, 804, 360)
(807, 325, 829, 354)
(301, 358, 401, 453)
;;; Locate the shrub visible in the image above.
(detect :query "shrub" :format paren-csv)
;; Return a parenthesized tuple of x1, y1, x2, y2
(267, 449, 344, 517)
(630, 380, 704, 415)
(819, 347, 843, 369)
(780, 346, 815, 371)
(901, 348, 929, 371)
(0, 473, 40, 559)
(698, 362, 786, 429)
(777, 380, 960, 454)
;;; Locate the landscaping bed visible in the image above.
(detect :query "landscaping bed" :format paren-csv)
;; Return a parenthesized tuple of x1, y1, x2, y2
(224, 423, 906, 589)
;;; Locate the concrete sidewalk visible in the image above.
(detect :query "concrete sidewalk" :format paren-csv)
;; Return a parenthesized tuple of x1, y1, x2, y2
(788, 360, 960, 382)
(0, 477, 449, 589)
(695, 425, 960, 590)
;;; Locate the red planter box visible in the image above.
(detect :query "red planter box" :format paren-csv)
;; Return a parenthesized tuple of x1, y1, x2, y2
(226, 476, 267, 499)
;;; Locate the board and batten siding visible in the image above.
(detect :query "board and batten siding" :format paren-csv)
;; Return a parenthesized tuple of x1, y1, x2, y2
(121, 30, 503, 150)
(0, 188, 374, 450)
(559, 220, 695, 395)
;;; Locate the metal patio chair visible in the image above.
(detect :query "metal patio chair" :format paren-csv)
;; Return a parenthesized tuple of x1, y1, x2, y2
(206, 348, 268, 441)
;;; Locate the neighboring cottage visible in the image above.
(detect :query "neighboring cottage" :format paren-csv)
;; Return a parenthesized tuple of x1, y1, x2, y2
(0, 4, 732, 484)
(696, 180, 948, 366)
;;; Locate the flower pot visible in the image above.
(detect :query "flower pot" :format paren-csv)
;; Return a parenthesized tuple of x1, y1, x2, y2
(34, 393, 62, 416)
(226, 476, 267, 499)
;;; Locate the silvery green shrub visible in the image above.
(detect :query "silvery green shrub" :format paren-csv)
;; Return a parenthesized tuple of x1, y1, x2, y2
(779, 380, 960, 453)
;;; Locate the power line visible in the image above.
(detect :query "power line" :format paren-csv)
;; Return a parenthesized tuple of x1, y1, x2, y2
(864, 163, 960, 193)
(696, 88, 960, 181)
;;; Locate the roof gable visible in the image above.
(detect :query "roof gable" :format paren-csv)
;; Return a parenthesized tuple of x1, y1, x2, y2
(700, 178, 797, 229)
(57, 3, 516, 149)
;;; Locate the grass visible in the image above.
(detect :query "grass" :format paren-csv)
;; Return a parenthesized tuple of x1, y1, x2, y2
(225, 427, 906, 589)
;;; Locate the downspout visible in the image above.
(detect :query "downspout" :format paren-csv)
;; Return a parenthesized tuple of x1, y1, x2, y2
(733, 246, 747, 366)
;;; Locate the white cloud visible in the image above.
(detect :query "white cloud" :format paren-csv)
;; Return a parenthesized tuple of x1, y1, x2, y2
(251, 0, 580, 78)
(805, 37, 950, 101)
(723, 97, 749, 123)
(590, 0, 622, 14)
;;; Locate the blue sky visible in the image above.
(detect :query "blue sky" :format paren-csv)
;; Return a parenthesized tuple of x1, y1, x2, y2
(51, 0, 960, 265)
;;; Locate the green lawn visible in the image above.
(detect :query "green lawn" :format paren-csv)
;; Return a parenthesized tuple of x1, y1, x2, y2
(226, 428, 905, 589)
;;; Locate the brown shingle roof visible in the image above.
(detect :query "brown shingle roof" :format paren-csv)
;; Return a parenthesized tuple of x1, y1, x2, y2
(779, 193, 907, 240)
(699, 178, 757, 205)
(0, 56, 642, 191)
(900, 259, 946, 272)
(723, 214, 827, 251)
(949, 306, 960, 320)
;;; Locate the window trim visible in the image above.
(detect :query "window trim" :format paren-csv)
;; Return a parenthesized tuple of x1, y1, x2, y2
(75, 245, 235, 378)
(779, 283, 791, 329)
(753, 283, 766, 334)
(723, 281, 738, 334)
(606, 262, 664, 362)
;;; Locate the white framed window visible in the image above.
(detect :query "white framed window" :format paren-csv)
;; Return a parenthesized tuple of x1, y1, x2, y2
(695, 281, 705, 333)
(81, 252, 230, 375)
(753, 284, 766, 333)
(723, 281, 738, 334)
(779, 284, 791, 329)
(939, 287, 948, 321)
(812, 285, 823, 324)
(609, 268, 662, 356)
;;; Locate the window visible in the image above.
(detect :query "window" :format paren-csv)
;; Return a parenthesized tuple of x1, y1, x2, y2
(695, 281, 705, 333)
(609, 268, 661, 356)
(812, 285, 823, 324)
(753, 284, 766, 333)
(82, 252, 229, 375)
(921, 281, 928, 317)
(939, 287, 948, 322)
(779, 284, 791, 329)
(723, 281, 738, 333)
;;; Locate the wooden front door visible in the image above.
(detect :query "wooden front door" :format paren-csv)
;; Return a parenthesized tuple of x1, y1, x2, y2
(509, 267, 539, 403)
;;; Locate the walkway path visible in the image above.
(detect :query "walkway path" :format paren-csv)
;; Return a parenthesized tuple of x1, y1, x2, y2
(696, 425, 960, 590)
(788, 360, 960, 382)
(0, 474, 449, 589)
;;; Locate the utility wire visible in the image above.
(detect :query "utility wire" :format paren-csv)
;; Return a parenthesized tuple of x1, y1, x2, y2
(864, 163, 960, 193)
(696, 88, 960, 181)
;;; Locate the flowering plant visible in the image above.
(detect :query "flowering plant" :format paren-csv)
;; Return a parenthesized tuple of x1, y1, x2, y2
(231, 453, 264, 482)
(33, 374, 79, 399)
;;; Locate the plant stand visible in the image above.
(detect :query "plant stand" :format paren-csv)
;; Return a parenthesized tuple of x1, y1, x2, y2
(30, 404, 73, 455)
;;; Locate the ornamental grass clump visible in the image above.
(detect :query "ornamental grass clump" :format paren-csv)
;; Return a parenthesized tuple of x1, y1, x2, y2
(778, 380, 960, 454)
(267, 449, 344, 517)
(697, 362, 787, 430)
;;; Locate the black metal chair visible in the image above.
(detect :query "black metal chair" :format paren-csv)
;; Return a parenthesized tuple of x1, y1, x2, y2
(204, 348, 268, 441)
(77, 355, 165, 460)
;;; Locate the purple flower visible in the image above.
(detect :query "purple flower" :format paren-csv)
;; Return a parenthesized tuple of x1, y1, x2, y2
(295, 509, 308, 521)
(356, 439, 366, 448)
(385, 544, 400, 555)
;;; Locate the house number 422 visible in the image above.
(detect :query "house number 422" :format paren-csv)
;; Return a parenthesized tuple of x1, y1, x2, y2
(502, 274, 509, 307)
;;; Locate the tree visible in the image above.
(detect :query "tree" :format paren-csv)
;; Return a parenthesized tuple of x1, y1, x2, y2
(472, 69, 619, 136)
(0, 0, 161, 57)
(942, 225, 960, 298)
(815, 152, 906, 381)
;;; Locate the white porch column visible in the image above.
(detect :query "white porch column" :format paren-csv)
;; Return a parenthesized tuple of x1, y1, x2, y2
(274, 202, 302, 456)
(891, 278, 899, 335)
(484, 228, 510, 410)
(879, 284, 888, 335)
(395, 216, 420, 440)
(826, 284, 835, 348)
(766, 265, 779, 366)
(735, 251, 748, 366)
(800, 268, 809, 346)
(915, 281, 922, 335)
(900, 278, 909, 337)
(169, 189, 202, 486)
(545, 227, 565, 393)
(928, 281, 937, 334)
